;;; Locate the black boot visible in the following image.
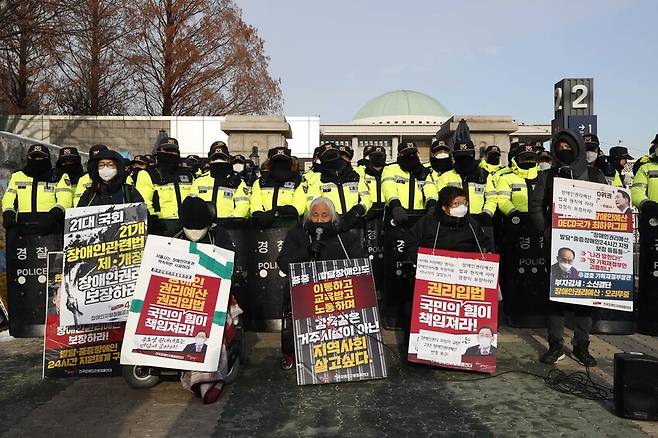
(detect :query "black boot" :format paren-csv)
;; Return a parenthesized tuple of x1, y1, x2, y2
(540, 341, 565, 364)
(572, 341, 597, 367)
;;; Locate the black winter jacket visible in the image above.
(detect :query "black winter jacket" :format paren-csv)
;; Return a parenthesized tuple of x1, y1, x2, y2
(528, 129, 607, 233)
(405, 208, 492, 262)
(276, 225, 365, 275)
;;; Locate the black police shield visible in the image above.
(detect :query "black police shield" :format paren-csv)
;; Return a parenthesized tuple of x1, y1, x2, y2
(499, 214, 548, 328)
(382, 212, 424, 329)
(637, 214, 658, 335)
(365, 216, 385, 302)
(246, 222, 296, 331)
(6, 225, 62, 337)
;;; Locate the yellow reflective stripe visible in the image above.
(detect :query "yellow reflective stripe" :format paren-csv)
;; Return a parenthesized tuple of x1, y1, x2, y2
(497, 191, 512, 196)
(234, 197, 249, 202)
(631, 183, 647, 188)
(381, 177, 396, 183)
(5, 188, 17, 194)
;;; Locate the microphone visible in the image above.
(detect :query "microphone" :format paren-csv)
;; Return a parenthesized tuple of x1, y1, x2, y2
(315, 226, 324, 241)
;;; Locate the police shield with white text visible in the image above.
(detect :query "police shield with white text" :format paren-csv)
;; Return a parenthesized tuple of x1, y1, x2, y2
(2, 144, 72, 337)
(496, 143, 548, 327)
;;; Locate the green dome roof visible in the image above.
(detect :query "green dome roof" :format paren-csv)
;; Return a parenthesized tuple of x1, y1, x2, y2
(353, 90, 450, 121)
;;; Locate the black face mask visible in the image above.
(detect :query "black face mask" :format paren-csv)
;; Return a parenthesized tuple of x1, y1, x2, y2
(323, 158, 347, 172)
(486, 153, 501, 165)
(517, 160, 536, 170)
(369, 154, 386, 168)
(430, 156, 453, 173)
(305, 221, 337, 240)
(453, 155, 477, 175)
(157, 152, 181, 171)
(556, 149, 575, 165)
(24, 159, 52, 178)
(61, 162, 85, 183)
(210, 162, 232, 179)
(270, 160, 292, 181)
(398, 154, 421, 173)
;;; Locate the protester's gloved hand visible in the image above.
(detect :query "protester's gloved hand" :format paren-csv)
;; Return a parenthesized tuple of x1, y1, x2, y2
(340, 204, 365, 231)
(392, 206, 408, 226)
(275, 205, 299, 218)
(148, 215, 162, 235)
(252, 210, 276, 228)
(641, 201, 658, 218)
(308, 239, 324, 257)
(2, 211, 16, 230)
(474, 212, 493, 226)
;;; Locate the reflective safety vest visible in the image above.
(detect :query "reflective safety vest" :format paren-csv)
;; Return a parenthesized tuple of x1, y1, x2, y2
(189, 172, 250, 218)
(2, 170, 72, 214)
(631, 160, 658, 208)
(136, 167, 195, 219)
(73, 173, 93, 207)
(382, 163, 437, 210)
(480, 160, 505, 175)
(436, 169, 497, 216)
(356, 165, 385, 205)
(496, 161, 539, 215)
(305, 168, 372, 215)
(250, 174, 306, 215)
(605, 170, 623, 187)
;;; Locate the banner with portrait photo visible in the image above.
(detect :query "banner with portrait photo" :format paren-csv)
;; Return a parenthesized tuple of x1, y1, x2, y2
(549, 178, 634, 312)
(60, 203, 147, 327)
(408, 248, 500, 374)
(120, 235, 234, 372)
(289, 258, 387, 386)
(43, 252, 125, 379)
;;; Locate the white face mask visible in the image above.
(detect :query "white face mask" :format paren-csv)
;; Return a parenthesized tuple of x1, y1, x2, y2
(586, 151, 598, 164)
(435, 152, 450, 160)
(558, 262, 572, 272)
(98, 167, 117, 181)
(233, 164, 244, 172)
(539, 162, 551, 171)
(183, 227, 208, 242)
(449, 204, 468, 218)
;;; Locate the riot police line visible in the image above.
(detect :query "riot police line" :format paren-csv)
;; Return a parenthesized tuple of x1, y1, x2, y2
(2, 133, 658, 343)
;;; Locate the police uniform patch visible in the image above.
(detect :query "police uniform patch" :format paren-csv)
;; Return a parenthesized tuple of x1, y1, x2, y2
(179, 175, 190, 183)
(284, 181, 296, 189)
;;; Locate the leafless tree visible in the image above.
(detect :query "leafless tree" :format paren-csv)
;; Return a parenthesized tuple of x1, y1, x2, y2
(126, 0, 282, 116)
(50, 0, 135, 115)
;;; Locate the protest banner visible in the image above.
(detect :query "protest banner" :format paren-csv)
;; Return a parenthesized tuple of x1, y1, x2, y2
(43, 252, 125, 379)
(59, 203, 147, 327)
(120, 235, 234, 372)
(550, 178, 634, 312)
(408, 248, 500, 373)
(289, 258, 387, 385)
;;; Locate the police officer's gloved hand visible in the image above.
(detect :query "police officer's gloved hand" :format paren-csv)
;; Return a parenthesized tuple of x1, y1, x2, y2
(148, 215, 162, 235)
(2, 211, 16, 230)
(275, 205, 298, 218)
(40, 207, 64, 235)
(474, 212, 493, 226)
(392, 206, 408, 226)
(425, 199, 437, 216)
(508, 210, 522, 225)
(341, 204, 365, 231)
(641, 201, 658, 218)
(252, 210, 276, 228)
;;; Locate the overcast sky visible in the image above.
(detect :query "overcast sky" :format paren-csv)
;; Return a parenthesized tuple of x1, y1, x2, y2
(239, 0, 658, 156)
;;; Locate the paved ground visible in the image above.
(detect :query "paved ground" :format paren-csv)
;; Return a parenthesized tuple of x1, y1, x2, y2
(1, 325, 658, 437)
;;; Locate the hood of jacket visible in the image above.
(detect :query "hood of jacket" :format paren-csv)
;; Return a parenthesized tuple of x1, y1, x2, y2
(551, 129, 588, 180)
(511, 158, 539, 180)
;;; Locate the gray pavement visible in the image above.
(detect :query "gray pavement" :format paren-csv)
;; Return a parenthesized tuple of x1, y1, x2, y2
(1, 327, 657, 437)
